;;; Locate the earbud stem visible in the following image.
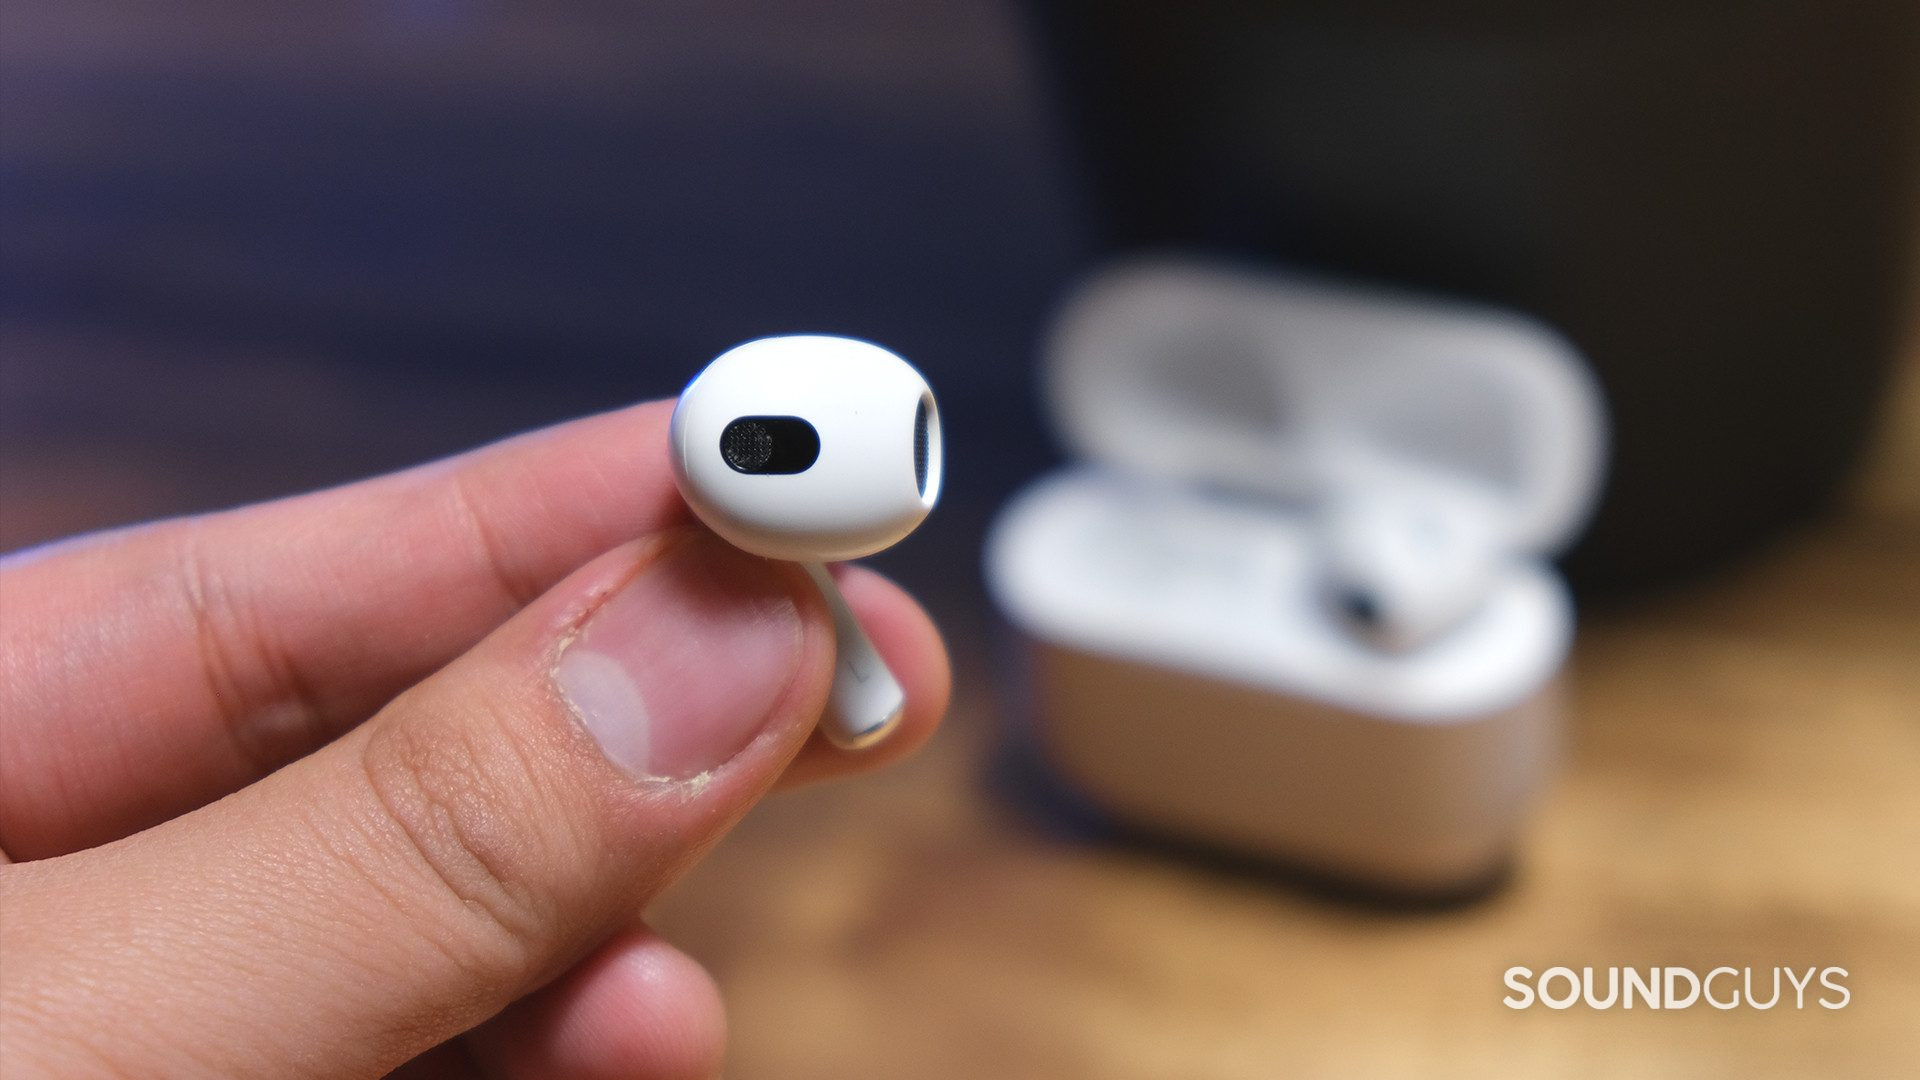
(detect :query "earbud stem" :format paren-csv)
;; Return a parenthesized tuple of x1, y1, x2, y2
(802, 562, 906, 749)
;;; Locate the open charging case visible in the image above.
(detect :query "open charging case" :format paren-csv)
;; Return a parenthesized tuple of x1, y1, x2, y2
(986, 259, 1607, 893)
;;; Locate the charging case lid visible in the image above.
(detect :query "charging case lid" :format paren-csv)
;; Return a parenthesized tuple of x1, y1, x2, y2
(987, 258, 1608, 719)
(1043, 259, 1606, 554)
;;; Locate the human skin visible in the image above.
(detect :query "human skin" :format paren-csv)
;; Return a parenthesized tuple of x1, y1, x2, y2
(0, 400, 952, 1078)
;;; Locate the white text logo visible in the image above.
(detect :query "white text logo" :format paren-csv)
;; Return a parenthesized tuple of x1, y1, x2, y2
(1502, 966, 1848, 1010)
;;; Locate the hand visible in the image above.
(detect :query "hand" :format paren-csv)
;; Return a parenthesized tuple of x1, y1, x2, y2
(0, 401, 951, 1078)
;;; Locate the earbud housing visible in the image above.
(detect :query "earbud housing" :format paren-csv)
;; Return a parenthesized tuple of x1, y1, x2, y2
(670, 334, 942, 749)
(1317, 478, 1507, 653)
(671, 335, 941, 564)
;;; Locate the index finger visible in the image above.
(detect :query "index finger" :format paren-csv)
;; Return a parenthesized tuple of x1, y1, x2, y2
(0, 400, 948, 858)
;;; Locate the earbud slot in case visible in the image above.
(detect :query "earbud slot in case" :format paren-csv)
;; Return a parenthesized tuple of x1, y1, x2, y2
(986, 259, 1607, 893)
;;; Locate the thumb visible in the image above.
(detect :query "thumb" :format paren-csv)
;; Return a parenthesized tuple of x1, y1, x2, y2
(0, 531, 832, 1079)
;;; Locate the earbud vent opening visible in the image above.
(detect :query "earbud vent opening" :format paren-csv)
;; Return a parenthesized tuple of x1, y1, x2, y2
(720, 416, 820, 475)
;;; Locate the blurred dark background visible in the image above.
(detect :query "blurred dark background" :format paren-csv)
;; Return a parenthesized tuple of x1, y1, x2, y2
(7, 0, 1920, 593)
(0, 1, 1086, 596)
(1032, 1, 1919, 590)
(6, 2, 1917, 600)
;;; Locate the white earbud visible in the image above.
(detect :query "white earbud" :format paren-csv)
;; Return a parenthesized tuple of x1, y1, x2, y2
(1317, 477, 1506, 653)
(669, 335, 943, 748)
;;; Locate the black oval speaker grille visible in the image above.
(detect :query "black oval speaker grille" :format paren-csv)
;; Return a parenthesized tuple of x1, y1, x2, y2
(913, 397, 930, 497)
(721, 416, 820, 474)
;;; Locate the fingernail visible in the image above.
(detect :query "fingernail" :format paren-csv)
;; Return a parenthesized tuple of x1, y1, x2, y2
(556, 534, 804, 781)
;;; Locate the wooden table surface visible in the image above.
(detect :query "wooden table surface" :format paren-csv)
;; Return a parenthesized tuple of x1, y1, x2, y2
(650, 344, 1920, 1079)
